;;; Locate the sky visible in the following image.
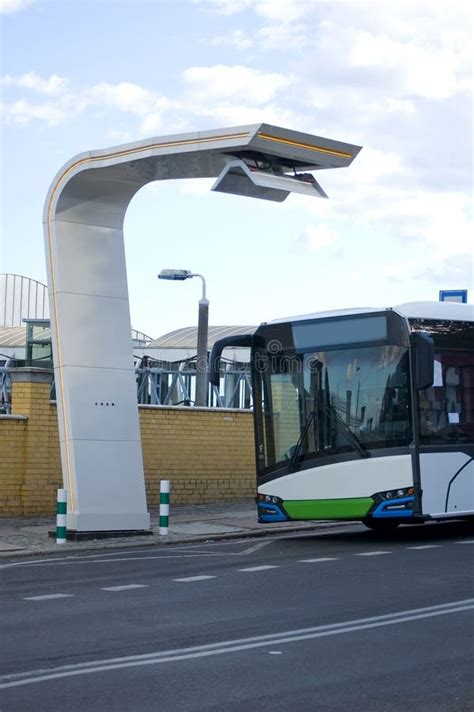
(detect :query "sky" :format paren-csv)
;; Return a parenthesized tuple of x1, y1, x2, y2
(1, 0, 472, 339)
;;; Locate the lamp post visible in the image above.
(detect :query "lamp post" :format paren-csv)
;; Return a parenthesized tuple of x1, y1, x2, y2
(158, 269, 209, 407)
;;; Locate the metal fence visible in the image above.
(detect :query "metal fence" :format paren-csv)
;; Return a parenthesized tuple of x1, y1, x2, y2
(0, 363, 12, 414)
(136, 358, 252, 409)
(0, 359, 252, 415)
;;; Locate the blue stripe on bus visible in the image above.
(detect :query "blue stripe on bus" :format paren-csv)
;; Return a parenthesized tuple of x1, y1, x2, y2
(257, 503, 288, 522)
(372, 496, 415, 518)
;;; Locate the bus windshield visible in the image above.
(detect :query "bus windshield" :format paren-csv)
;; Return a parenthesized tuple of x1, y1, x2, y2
(256, 343, 411, 474)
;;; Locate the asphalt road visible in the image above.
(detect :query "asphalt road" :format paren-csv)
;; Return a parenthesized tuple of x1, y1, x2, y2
(1, 521, 473, 711)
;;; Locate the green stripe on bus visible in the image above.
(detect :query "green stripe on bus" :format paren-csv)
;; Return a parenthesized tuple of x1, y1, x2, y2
(283, 497, 372, 520)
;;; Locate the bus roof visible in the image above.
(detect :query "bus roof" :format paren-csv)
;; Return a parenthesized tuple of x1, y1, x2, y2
(266, 301, 473, 325)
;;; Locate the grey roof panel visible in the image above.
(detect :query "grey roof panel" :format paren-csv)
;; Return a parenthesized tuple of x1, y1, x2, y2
(149, 325, 256, 349)
(0, 326, 29, 347)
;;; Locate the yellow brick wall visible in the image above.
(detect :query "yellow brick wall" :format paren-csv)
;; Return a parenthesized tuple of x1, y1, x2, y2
(0, 379, 256, 516)
(9, 379, 62, 517)
(139, 405, 255, 506)
(0, 417, 27, 515)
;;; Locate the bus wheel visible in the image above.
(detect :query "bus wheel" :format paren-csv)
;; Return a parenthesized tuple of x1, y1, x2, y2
(362, 518, 400, 531)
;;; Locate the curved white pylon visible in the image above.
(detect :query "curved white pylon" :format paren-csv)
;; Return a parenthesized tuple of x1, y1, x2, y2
(43, 124, 361, 532)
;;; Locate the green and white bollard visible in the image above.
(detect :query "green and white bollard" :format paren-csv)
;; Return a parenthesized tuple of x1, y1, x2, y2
(56, 489, 67, 544)
(159, 480, 170, 535)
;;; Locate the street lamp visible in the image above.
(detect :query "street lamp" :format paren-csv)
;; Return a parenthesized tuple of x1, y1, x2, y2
(158, 269, 209, 407)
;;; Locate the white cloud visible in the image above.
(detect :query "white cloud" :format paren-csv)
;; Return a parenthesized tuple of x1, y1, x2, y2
(1, 76, 175, 129)
(185, 100, 299, 130)
(1, 67, 295, 130)
(1, 72, 68, 94)
(88, 82, 157, 116)
(199, 0, 253, 15)
(384, 98, 416, 115)
(0, 0, 34, 13)
(202, 0, 313, 48)
(202, 0, 313, 21)
(2, 98, 72, 126)
(307, 88, 334, 111)
(256, 22, 307, 50)
(254, 0, 313, 24)
(396, 193, 473, 259)
(1, 73, 92, 126)
(209, 29, 253, 50)
(139, 101, 180, 135)
(351, 147, 407, 184)
(383, 250, 472, 289)
(295, 224, 339, 252)
(107, 129, 134, 145)
(350, 30, 468, 100)
(182, 65, 293, 104)
(139, 112, 164, 135)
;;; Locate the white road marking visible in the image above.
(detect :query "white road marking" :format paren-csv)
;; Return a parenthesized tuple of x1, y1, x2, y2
(0, 551, 231, 570)
(1, 557, 72, 569)
(0, 527, 361, 570)
(355, 551, 390, 556)
(23, 593, 73, 601)
(2, 599, 472, 689)
(100, 585, 148, 592)
(88, 553, 226, 564)
(299, 557, 339, 563)
(172, 575, 216, 582)
(406, 545, 442, 550)
(238, 565, 279, 572)
(268, 651, 282, 655)
(455, 540, 474, 545)
(239, 539, 277, 556)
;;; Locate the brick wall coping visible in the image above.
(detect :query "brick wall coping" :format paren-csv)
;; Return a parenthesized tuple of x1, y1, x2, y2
(9, 367, 54, 384)
(49, 400, 253, 415)
(47, 401, 251, 415)
(0, 414, 28, 421)
(138, 404, 252, 415)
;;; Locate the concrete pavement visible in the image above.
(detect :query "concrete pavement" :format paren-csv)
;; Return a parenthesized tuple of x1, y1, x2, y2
(0, 500, 345, 558)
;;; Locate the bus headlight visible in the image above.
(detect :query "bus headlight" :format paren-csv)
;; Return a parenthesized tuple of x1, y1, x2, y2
(371, 488, 417, 518)
(377, 487, 416, 501)
(258, 494, 282, 505)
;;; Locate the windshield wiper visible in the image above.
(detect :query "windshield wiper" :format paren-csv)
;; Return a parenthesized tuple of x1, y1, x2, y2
(287, 400, 369, 473)
(288, 410, 317, 473)
(322, 402, 369, 458)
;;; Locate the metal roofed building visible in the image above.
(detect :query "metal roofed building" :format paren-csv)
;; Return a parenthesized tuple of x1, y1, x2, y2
(0, 326, 30, 360)
(144, 325, 255, 363)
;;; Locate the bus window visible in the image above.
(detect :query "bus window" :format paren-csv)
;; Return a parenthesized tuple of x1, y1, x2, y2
(418, 350, 474, 444)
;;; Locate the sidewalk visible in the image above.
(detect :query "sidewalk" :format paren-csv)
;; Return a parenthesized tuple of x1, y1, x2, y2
(0, 501, 345, 558)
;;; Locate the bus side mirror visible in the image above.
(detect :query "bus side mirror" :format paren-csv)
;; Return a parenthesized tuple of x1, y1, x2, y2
(209, 334, 254, 388)
(412, 332, 435, 390)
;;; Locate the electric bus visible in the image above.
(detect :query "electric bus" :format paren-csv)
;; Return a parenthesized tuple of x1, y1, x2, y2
(210, 302, 474, 530)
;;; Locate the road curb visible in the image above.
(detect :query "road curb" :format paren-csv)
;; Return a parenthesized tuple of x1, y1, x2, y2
(0, 521, 355, 560)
